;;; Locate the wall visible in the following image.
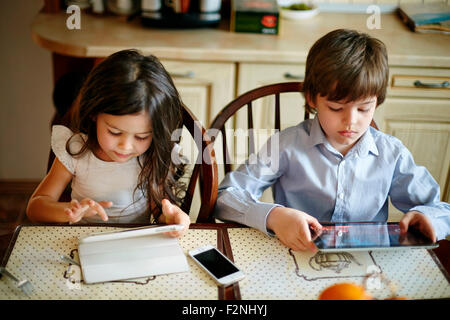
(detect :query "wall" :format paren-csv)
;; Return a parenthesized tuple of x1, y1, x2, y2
(0, 1, 53, 180)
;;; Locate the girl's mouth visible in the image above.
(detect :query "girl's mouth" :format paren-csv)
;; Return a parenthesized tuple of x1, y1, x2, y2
(114, 151, 132, 158)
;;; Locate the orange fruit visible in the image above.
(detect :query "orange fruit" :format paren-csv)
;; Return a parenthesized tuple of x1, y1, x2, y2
(319, 282, 371, 300)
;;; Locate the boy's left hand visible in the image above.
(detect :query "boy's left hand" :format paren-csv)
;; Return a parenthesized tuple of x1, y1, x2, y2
(161, 199, 190, 238)
(399, 211, 436, 243)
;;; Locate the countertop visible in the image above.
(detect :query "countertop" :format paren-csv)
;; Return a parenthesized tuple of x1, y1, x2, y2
(31, 11, 450, 67)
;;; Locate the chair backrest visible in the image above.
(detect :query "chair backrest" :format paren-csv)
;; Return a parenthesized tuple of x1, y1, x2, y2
(180, 105, 218, 222)
(209, 82, 305, 176)
(47, 105, 218, 223)
(209, 81, 378, 177)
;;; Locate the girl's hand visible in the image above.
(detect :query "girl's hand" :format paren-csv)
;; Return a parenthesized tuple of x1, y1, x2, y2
(399, 211, 436, 243)
(267, 206, 322, 252)
(161, 199, 190, 237)
(64, 198, 112, 223)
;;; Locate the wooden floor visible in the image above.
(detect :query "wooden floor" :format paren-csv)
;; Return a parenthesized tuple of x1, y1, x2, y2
(0, 180, 40, 261)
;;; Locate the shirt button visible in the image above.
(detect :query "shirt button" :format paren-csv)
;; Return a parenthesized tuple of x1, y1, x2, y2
(338, 193, 344, 199)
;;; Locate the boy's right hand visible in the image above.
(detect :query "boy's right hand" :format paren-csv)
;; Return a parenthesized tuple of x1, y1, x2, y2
(266, 207, 322, 252)
(64, 198, 112, 223)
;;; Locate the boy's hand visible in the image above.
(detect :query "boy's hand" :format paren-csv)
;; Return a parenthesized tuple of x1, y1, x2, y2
(267, 207, 322, 252)
(64, 198, 111, 223)
(161, 199, 190, 237)
(399, 211, 436, 243)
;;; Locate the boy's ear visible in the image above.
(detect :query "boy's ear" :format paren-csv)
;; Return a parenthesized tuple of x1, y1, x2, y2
(305, 92, 317, 109)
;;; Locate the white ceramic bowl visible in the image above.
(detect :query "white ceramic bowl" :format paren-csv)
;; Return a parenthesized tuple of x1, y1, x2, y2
(280, 5, 319, 20)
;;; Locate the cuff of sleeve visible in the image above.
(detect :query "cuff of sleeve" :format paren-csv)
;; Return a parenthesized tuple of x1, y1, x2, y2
(248, 202, 283, 236)
(410, 205, 450, 241)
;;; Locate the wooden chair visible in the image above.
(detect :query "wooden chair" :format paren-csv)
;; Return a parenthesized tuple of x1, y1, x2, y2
(47, 105, 218, 223)
(209, 81, 378, 177)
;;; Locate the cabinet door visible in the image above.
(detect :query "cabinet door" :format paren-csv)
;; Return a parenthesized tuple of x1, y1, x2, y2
(160, 60, 235, 128)
(238, 63, 306, 131)
(374, 98, 450, 218)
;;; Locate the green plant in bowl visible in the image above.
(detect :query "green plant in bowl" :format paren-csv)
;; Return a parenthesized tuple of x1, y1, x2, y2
(282, 3, 312, 11)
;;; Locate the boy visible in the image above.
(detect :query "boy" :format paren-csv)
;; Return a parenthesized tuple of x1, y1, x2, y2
(214, 29, 450, 252)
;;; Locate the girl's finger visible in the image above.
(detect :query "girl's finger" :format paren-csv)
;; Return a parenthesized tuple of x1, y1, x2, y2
(98, 201, 113, 208)
(89, 201, 109, 221)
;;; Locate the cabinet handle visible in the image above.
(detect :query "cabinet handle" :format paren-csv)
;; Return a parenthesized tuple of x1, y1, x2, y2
(284, 72, 304, 80)
(170, 71, 195, 79)
(413, 80, 449, 88)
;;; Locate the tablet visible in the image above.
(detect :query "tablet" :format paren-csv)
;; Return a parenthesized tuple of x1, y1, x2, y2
(312, 222, 438, 252)
(79, 224, 184, 243)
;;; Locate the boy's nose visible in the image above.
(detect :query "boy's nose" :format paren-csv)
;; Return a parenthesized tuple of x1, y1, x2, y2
(343, 109, 358, 126)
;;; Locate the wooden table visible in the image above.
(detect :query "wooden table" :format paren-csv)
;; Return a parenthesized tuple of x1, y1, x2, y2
(1, 222, 449, 300)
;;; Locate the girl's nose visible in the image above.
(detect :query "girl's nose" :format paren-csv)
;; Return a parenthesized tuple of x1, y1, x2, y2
(118, 136, 133, 150)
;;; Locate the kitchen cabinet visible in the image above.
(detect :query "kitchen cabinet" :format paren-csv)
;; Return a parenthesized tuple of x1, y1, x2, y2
(375, 67, 450, 217)
(161, 60, 235, 128)
(237, 63, 307, 131)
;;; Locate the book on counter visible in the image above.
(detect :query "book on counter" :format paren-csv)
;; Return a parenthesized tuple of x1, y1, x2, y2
(397, 3, 450, 34)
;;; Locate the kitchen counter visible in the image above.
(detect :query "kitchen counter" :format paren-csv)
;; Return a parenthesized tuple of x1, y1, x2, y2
(31, 11, 450, 67)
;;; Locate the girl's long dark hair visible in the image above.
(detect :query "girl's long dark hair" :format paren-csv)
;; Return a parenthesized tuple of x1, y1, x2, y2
(66, 49, 186, 222)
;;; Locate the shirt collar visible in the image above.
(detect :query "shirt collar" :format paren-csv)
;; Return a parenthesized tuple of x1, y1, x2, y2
(306, 116, 379, 157)
(353, 126, 379, 158)
(306, 116, 328, 147)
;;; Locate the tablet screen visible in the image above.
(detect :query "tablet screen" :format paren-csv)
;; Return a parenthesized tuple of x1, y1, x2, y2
(313, 222, 438, 252)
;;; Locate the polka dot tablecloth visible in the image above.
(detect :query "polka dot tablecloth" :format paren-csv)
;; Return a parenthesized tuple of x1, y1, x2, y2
(226, 228, 450, 300)
(0, 225, 220, 300)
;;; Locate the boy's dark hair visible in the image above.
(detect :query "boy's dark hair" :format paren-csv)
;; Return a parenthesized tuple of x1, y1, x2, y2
(303, 29, 389, 114)
(67, 49, 186, 222)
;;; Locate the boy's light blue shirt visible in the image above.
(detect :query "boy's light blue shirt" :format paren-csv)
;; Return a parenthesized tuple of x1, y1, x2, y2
(215, 117, 450, 241)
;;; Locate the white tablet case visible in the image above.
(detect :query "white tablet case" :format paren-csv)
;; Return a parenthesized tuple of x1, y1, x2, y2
(78, 230, 189, 284)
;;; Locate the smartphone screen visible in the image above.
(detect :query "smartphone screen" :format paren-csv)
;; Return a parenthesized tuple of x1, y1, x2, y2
(193, 248, 239, 278)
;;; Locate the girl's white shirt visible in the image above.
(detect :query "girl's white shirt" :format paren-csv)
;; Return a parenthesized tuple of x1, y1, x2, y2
(51, 125, 149, 224)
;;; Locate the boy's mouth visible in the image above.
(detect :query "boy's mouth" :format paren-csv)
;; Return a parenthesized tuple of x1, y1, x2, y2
(338, 130, 357, 137)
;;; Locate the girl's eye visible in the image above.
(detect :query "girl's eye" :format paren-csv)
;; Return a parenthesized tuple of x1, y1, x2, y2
(135, 135, 150, 141)
(108, 130, 121, 136)
(328, 107, 342, 112)
(358, 109, 370, 113)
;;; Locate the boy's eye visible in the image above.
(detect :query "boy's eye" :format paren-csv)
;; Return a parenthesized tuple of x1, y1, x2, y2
(358, 109, 370, 113)
(328, 106, 342, 112)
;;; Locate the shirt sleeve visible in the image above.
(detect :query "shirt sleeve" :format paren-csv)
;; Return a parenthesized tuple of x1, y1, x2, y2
(51, 125, 82, 174)
(389, 145, 450, 241)
(214, 133, 285, 235)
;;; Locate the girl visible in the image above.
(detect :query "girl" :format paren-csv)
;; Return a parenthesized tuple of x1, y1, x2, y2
(26, 50, 190, 237)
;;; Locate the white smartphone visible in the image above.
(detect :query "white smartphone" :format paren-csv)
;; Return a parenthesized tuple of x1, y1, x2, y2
(188, 244, 245, 287)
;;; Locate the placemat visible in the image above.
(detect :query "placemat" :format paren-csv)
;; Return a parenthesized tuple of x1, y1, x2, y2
(226, 227, 450, 300)
(0, 225, 221, 300)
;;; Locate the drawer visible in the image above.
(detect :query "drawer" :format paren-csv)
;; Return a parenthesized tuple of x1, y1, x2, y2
(388, 67, 450, 99)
